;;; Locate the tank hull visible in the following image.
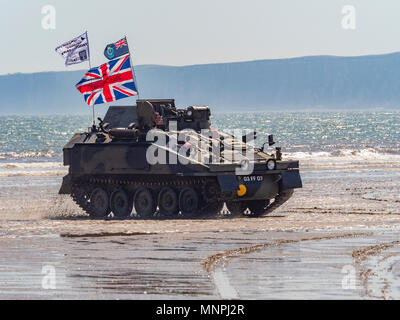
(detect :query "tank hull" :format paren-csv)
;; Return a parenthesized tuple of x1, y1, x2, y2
(59, 100, 302, 218)
(60, 141, 301, 200)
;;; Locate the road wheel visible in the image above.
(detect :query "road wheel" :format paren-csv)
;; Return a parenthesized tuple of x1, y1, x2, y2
(134, 187, 156, 218)
(158, 187, 179, 217)
(89, 187, 111, 218)
(110, 189, 132, 218)
(179, 187, 199, 217)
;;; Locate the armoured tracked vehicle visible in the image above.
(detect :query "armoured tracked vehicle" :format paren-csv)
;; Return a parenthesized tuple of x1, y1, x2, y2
(59, 99, 302, 218)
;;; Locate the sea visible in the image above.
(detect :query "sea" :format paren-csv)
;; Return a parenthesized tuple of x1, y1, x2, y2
(1, 111, 400, 299)
(0, 111, 399, 178)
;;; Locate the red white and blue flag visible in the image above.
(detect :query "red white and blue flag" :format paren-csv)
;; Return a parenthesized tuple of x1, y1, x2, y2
(76, 54, 137, 106)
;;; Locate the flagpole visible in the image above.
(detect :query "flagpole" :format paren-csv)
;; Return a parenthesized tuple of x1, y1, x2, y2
(86, 31, 96, 128)
(124, 36, 140, 100)
(86, 31, 92, 69)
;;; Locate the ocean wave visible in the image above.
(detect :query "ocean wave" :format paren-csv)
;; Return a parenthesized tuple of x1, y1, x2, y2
(284, 149, 400, 161)
(0, 151, 59, 160)
(0, 162, 64, 169)
(0, 148, 399, 178)
(0, 170, 67, 178)
(0, 161, 66, 178)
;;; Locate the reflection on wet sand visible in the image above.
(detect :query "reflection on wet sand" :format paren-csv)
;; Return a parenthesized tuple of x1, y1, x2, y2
(0, 157, 400, 299)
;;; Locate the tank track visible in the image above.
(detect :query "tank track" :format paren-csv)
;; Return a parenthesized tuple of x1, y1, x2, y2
(70, 175, 294, 219)
(71, 183, 90, 213)
(71, 175, 220, 218)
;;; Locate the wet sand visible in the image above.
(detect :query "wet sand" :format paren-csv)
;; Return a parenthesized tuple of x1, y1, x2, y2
(0, 158, 400, 299)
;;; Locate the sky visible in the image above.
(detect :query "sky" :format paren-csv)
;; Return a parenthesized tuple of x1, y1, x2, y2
(1, 0, 400, 75)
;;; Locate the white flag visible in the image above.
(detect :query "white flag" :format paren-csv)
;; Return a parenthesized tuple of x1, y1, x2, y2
(55, 32, 90, 66)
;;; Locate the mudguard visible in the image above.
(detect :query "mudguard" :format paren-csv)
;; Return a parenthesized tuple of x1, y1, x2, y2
(280, 170, 302, 190)
(59, 174, 72, 194)
(217, 175, 239, 192)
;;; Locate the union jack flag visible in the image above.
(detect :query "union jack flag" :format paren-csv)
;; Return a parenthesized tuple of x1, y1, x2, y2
(115, 38, 128, 49)
(76, 54, 137, 106)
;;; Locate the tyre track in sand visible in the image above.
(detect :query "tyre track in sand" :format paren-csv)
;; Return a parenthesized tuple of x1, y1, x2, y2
(203, 232, 372, 299)
(352, 240, 400, 299)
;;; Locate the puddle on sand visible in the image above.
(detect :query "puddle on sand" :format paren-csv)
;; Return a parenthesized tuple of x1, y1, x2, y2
(60, 232, 157, 238)
(0, 160, 400, 299)
(220, 231, 400, 299)
(0, 233, 220, 299)
(1, 228, 399, 299)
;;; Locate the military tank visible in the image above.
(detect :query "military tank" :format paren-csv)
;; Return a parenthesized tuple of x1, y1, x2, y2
(59, 99, 302, 219)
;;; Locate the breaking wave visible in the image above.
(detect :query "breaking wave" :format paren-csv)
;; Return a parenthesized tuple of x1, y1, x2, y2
(1, 148, 399, 179)
(285, 148, 400, 161)
(0, 151, 60, 161)
(0, 170, 67, 178)
(0, 161, 66, 178)
(285, 149, 400, 172)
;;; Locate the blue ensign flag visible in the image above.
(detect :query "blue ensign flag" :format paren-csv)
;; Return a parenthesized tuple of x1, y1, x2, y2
(104, 37, 130, 60)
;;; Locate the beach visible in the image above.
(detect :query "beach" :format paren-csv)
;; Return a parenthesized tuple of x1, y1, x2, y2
(0, 112, 399, 299)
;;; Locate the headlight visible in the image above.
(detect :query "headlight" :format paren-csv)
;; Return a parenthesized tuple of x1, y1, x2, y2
(266, 159, 276, 170)
(240, 159, 249, 171)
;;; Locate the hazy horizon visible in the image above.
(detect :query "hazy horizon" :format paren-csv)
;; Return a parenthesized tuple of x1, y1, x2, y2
(3, 50, 400, 77)
(2, 53, 400, 115)
(2, 1, 400, 115)
(2, 0, 400, 74)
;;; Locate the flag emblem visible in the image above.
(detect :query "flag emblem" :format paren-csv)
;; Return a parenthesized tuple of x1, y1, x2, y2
(115, 38, 128, 49)
(104, 37, 130, 60)
(55, 32, 90, 66)
(105, 46, 115, 59)
(75, 54, 137, 106)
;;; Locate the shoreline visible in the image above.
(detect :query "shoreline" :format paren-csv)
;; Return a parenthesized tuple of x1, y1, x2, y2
(0, 143, 399, 299)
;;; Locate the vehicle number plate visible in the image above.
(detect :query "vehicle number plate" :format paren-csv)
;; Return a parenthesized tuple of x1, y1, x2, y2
(243, 176, 263, 182)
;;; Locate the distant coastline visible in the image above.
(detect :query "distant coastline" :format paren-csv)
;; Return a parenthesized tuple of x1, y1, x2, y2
(2, 52, 400, 115)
